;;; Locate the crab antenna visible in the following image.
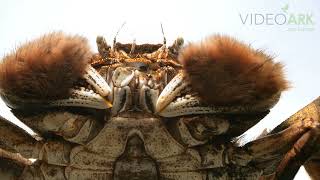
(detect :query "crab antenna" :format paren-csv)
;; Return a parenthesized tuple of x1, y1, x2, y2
(113, 21, 126, 51)
(160, 23, 167, 47)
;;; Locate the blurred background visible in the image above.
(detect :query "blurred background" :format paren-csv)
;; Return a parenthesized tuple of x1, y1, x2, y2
(0, 0, 319, 179)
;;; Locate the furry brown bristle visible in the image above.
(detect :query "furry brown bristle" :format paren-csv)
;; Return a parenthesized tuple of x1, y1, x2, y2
(0, 32, 92, 100)
(178, 35, 289, 106)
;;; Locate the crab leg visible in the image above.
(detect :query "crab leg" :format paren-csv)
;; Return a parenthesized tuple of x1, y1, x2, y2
(269, 97, 320, 179)
(0, 114, 96, 179)
(304, 153, 320, 180)
(242, 117, 319, 160)
(0, 115, 36, 178)
(0, 150, 28, 180)
(0, 117, 33, 179)
(225, 119, 316, 170)
(232, 97, 320, 179)
(0, 116, 37, 159)
(274, 128, 320, 180)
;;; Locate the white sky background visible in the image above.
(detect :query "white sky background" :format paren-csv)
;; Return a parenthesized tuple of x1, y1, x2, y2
(0, 0, 319, 179)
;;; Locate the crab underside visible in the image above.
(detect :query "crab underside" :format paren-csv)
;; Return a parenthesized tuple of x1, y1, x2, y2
(0, 32, 319, 180)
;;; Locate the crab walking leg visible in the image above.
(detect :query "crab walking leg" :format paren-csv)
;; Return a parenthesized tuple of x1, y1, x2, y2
(241, 117, 319, 160)
(274, 128, 320, 180)
(0, 116, 36, 178)
(0, 116, 37, 159)
(304, 152, 320, 180)
(270, 97, 320, 133)
(225, 117, 318, 172)
(233, 97, 320, 178)
(6, 113, 102, 178)
(0, 115, 74, 164)
(268, 96, 320, 179)
(0, 116, 79, 179)
(0, 150, 28, 180)
(0, 148, 32, 166)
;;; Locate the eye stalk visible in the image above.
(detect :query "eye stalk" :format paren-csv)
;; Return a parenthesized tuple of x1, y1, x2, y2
(0, 32, 112, 110)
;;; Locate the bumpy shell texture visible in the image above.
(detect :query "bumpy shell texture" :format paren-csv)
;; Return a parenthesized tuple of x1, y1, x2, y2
(179, 35, 289, 106)
(0, 32, 91, 100)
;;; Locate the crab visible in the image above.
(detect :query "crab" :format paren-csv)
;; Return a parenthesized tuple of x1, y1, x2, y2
(0, 31, 319, 180)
